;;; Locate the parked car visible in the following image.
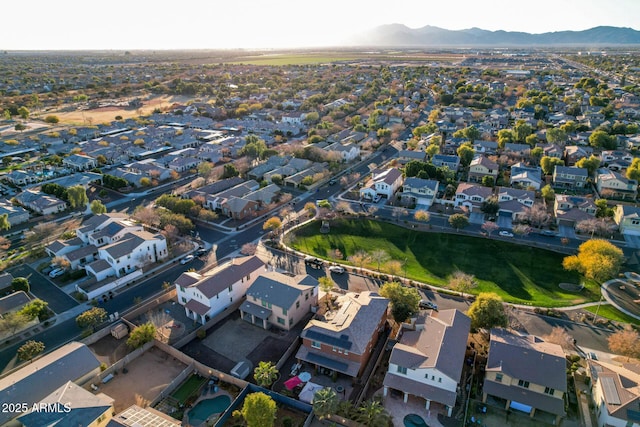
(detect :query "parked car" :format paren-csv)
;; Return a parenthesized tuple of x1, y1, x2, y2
(195, 248, 208, 257)
(499, 231, 514, 237)
(304, 256, 324, 269)
(180, 254, 195, 265)
(328, 179, 337, 185)
(419, 300, 438, 311)
(49, 268, 66, 278)
(329, 265, 345, 274)
(539, 230, 557, 237)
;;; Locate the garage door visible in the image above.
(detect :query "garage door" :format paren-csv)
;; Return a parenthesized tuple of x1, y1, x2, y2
(498, 210, 512, 217)
(509, 401, 533, 414)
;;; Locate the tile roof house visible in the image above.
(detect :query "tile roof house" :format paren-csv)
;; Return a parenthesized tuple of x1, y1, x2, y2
(62, 153, 98, 171)
(383, 309, 471, 417)
(0, 342, 102, 425)
(587, 359, 640, 427)
(96, 231, 168, 278)
(510, 162, 543, 190)
(175, 256, 265, 324)
(432, 154, 461, 172)
(296, 291, 389, 378)
(614, 204, 640, 237)
(482, 329, 567, 424)
(15, 189, 67, 215)
(401, 177, 439, 208)
(554, 194, 597, 227)
(497, 187, 535, 220)
(552, 166, 588, 189)
(468, 156, 499, 183)
(595, 168, 638, 200)
(240, 271, 318, 330)
(455, 183, 493, 212)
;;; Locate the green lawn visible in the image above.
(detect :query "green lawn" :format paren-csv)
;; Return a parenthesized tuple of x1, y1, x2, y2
(584, 305, 640, 325)
(171, 374, 206, 404)
(289, 219, 600, 307)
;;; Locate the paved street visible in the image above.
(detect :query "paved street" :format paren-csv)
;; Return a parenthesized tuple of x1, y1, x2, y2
(8, 264, 78, 314)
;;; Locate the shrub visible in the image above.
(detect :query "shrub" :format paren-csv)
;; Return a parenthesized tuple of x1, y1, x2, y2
(196, 329, 206, 339)
(100, 362, 108, 371)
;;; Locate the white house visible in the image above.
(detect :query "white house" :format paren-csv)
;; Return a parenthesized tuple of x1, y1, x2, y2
(175, 256, 265, 324)
(595, 168, 637, 200)
(401, 177, 439, 208)
(76, 213, 143, 247)
(383, 310, 471, 417)
(97, 231, 168, 278)
(588, 359, 640, 427)
(326, 143, 360, 163)
(455, 183, 493, 212)
(15, 190, 67, 215)
(360, 168, 403, 200)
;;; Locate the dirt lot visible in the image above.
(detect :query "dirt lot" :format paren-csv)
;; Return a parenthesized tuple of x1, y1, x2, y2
(96, 346, 187, 413)
(89, 333, 131, 366)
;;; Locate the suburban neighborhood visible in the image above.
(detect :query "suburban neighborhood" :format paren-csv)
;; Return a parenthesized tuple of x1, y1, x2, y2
(0, 36, 640, 427)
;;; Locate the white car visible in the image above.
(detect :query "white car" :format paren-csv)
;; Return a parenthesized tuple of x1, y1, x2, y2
(329, 266, 345, 274)
(49, 267, 66, 278)
(499, 231, 514, 237)
(180, 254, 195, 265)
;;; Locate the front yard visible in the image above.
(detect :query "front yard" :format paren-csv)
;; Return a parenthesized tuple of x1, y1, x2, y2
(288, 219, 600, 307)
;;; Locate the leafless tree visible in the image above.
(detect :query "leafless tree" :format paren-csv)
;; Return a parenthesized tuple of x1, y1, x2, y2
(241, 243, 257, 256)
(544, 326, 574, 351)
(481, 221, 499, 237)
(524, 204, 550, 228)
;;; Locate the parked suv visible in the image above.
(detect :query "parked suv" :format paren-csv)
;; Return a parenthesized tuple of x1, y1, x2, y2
(304, 256, 324, 269)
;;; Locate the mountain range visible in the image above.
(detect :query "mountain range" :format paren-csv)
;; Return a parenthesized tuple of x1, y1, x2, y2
(349, 25, 640, 46)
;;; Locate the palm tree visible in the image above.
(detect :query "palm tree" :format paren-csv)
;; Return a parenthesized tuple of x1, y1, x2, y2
(253, 361, 279, 388)
(357, 399, 392, 427)
(312, 387, 338, 420)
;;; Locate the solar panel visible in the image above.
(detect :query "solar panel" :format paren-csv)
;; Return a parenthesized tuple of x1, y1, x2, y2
(305, 330, 352, 350)
(601, 377, 620, 405)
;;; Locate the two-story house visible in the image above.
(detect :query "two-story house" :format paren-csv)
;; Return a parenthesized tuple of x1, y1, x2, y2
(595, 169, 638, 200)
(552, 166, 588, 189)
(468, 156, 499, 183)
(455, 183, 493, 212)
(482, 328, 567, 425)
(383, 310, 470, 417)
(326, 143, 360, 163)
(614, 204, 640, 237)
(76, 213, 144, 247)
(295, 291, 389, 379)
(94, 230, 168, 278)
(600, 150, 633, 172)
(497, 187, 535, 221)
(240, 271, 318, 331)
(554, 194, 597, 227)
(587, 359, 640, 427)
(510, 162, 543, 190)
(432, 154, 461, 172)
(360, 168, 404, 201)
(401, 177, 439, 208)
(175, 256, 265, 324)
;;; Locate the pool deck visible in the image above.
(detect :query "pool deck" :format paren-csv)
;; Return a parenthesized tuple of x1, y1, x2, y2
(185, 389, 232, 427)
(381, 390, 447, 427)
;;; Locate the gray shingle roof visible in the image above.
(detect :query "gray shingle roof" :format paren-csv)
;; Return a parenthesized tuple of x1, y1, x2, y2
(194, 256, 265, 299)
(247, 272, 317, 309)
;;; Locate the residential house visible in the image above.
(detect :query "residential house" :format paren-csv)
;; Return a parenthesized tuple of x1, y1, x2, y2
(175, 256, 265, 324)
(167, 156, 200, 172)
(0, 198, 29, 226)
(283, 163, 327, 188)
(482, 328, 566, 424)
(552, 166, 588, 189)
(587, 359, 640, 427)
(62, 153, 98, 171)
(614, 204, 640, 236)
(600, 150, 633, 171)
(17, 380, 114, 427)
(537, 143, 564, 159)
(473, 141, 499, 155)
(503, 143, 531, 158)
(432, 154, 460, 172)
(95, 231, 168, 278)
(184, 176, 244, 201)
(0, 290, 31, 316)
(108, 405, 181, 427)
(401, 177, 439, 208)
(240, 271, 318, 330)
(383, 310, 471, 417)
(564, 146, 593, 166)
(76, 213, 141, 247)
(397, 150, 427, 164)
(468, 156, 499, 184)
(15, 189, 67, 215)
(0, 342, 102, 426)
(455, 183, 493, 212)
(3, 170, 40, 186)
(510, 163, 543, 190)
(326, 143, 360, 163)
(295, 291, 389, 379)
(497, 187, 535, 221)
(595, 169, 637, 200)
(360, 168, 404, 200)
(205, 180, 260, 211)
(554, 194, 597, 227)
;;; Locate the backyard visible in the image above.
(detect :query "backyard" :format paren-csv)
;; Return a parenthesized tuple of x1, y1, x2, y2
(288, 219, 600, 307)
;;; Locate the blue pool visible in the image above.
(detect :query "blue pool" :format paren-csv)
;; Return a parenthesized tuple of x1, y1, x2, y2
(404, 413, 429, 427)
(188, 395, 231, 425)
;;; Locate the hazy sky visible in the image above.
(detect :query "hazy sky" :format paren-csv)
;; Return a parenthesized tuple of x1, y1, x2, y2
(5, 0, 640, 50)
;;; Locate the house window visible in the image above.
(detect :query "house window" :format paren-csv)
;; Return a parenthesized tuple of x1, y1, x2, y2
(181, 297, 186, 303)
(518, 380, 530, 389)
(495, 373, 503, 383)
(432, 375, 435, 381)
(344, 350, 348, 355)
(311, 341, 321, 349)
(332, 346, 337, 352)
(544, 387, 554, 395)
(179, 286, 185, 292)
(632, 220, 640, 225)
(228, 285, 233, 292)
(277, 317, 285, 325)
(438, 377, 442, 383)
(283, 308, 288, 315)
(289, 318, 293, 325)
(305, 293, 309, 300)
(397, 366, 407, 375)
(296, 301, 300, 309)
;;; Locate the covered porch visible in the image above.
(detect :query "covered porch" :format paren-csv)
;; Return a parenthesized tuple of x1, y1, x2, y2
(239, 301, 271, 329)
(382, 372, 456, 417)
(184, 299, 210, 325)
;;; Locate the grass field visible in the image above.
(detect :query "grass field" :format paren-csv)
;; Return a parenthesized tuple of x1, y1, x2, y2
(289, 219, 600, 307)
(584, 305, 640, 325)
(171, 374, 206, 404)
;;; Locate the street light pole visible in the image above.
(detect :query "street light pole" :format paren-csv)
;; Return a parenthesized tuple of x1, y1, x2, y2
(592, 293, 604, 323)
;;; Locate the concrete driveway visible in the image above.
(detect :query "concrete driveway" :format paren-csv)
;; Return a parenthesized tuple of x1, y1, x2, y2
(558, 225, 577, 239)
(8, 264, 79, 314)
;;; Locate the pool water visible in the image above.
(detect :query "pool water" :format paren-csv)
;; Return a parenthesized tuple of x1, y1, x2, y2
(404, 413, 429, 427)
(188, 395, 232, 425)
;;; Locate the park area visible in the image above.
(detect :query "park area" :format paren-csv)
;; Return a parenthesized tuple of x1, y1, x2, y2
(288, 219, 601, 307)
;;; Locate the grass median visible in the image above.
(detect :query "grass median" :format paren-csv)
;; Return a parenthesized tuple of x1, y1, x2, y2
(288, 218, 600, 307)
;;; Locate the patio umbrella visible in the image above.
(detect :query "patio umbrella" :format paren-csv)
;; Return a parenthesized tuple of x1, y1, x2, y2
(298, 372, 312, 382)
(284, 376, 302, 390)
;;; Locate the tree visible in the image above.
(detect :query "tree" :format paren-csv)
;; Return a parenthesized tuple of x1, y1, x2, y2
(448, 271, 477, 296)
(304, 202, 316, 217)
(132, 206, 160, 227)
(514, 120, 533, 142)
(607, 325, 640, 361)
(379, 281, 421, 323)
(44, 115, 60, 124)
(480, 197, 499, 216)
(589, 130, 616, 149)
(481, 221, 499, 237)
(127, 322, 156, 348)
(481, 175, 495, 188)
(576, 155, 601, 176)
(222, 163, 239, 178)
(19, 299, 49, 321)
(524, 204, 550, 228)
(497, 129, 515, 148)
(370, 249, 389, 272)
(0, 213, 10, 231)
(448, 213, 469, 231)
(75, 307, 107, 332)
(11, 277, 29, 293)
(540, 156, 564, 175)
(312, 387, 338, 420)
(467, 292, 508, 331)
(456, 143, 475, 167)
(425, 144, 439, 158)
(413, 210, 430, 223)
(14, 123, 26, 132)
(236, 392, 277, 427)
(17, 340, 45, 362)
(348, 250, 371, 271)
(595, 199, 614, 218)
(530, 146, 543, 163)
(357, 399, 392, 427)
(541, 184, 555, 203)
(0, 311, 30, 336)
(563, 239, 624, 282)
(513, 224, 531, 238)
(576, 218, 614, 238)
(17, 106, 30, 120)
(90, 200, 106, 215)
(67, 185, 88, 209)
(544, 326, 574, 350)
(627, 158, 640, 181)
(263, 217, 282, 234)
(318, 276, 333, 296)
(240, 243, 257, 255)
(253, 361, 279, 388)
(546, 127, 567, 145)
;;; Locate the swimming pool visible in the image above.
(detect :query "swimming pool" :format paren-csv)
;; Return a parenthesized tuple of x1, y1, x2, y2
(188, 395, 231, 425)
(403, 413, 429, 427)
